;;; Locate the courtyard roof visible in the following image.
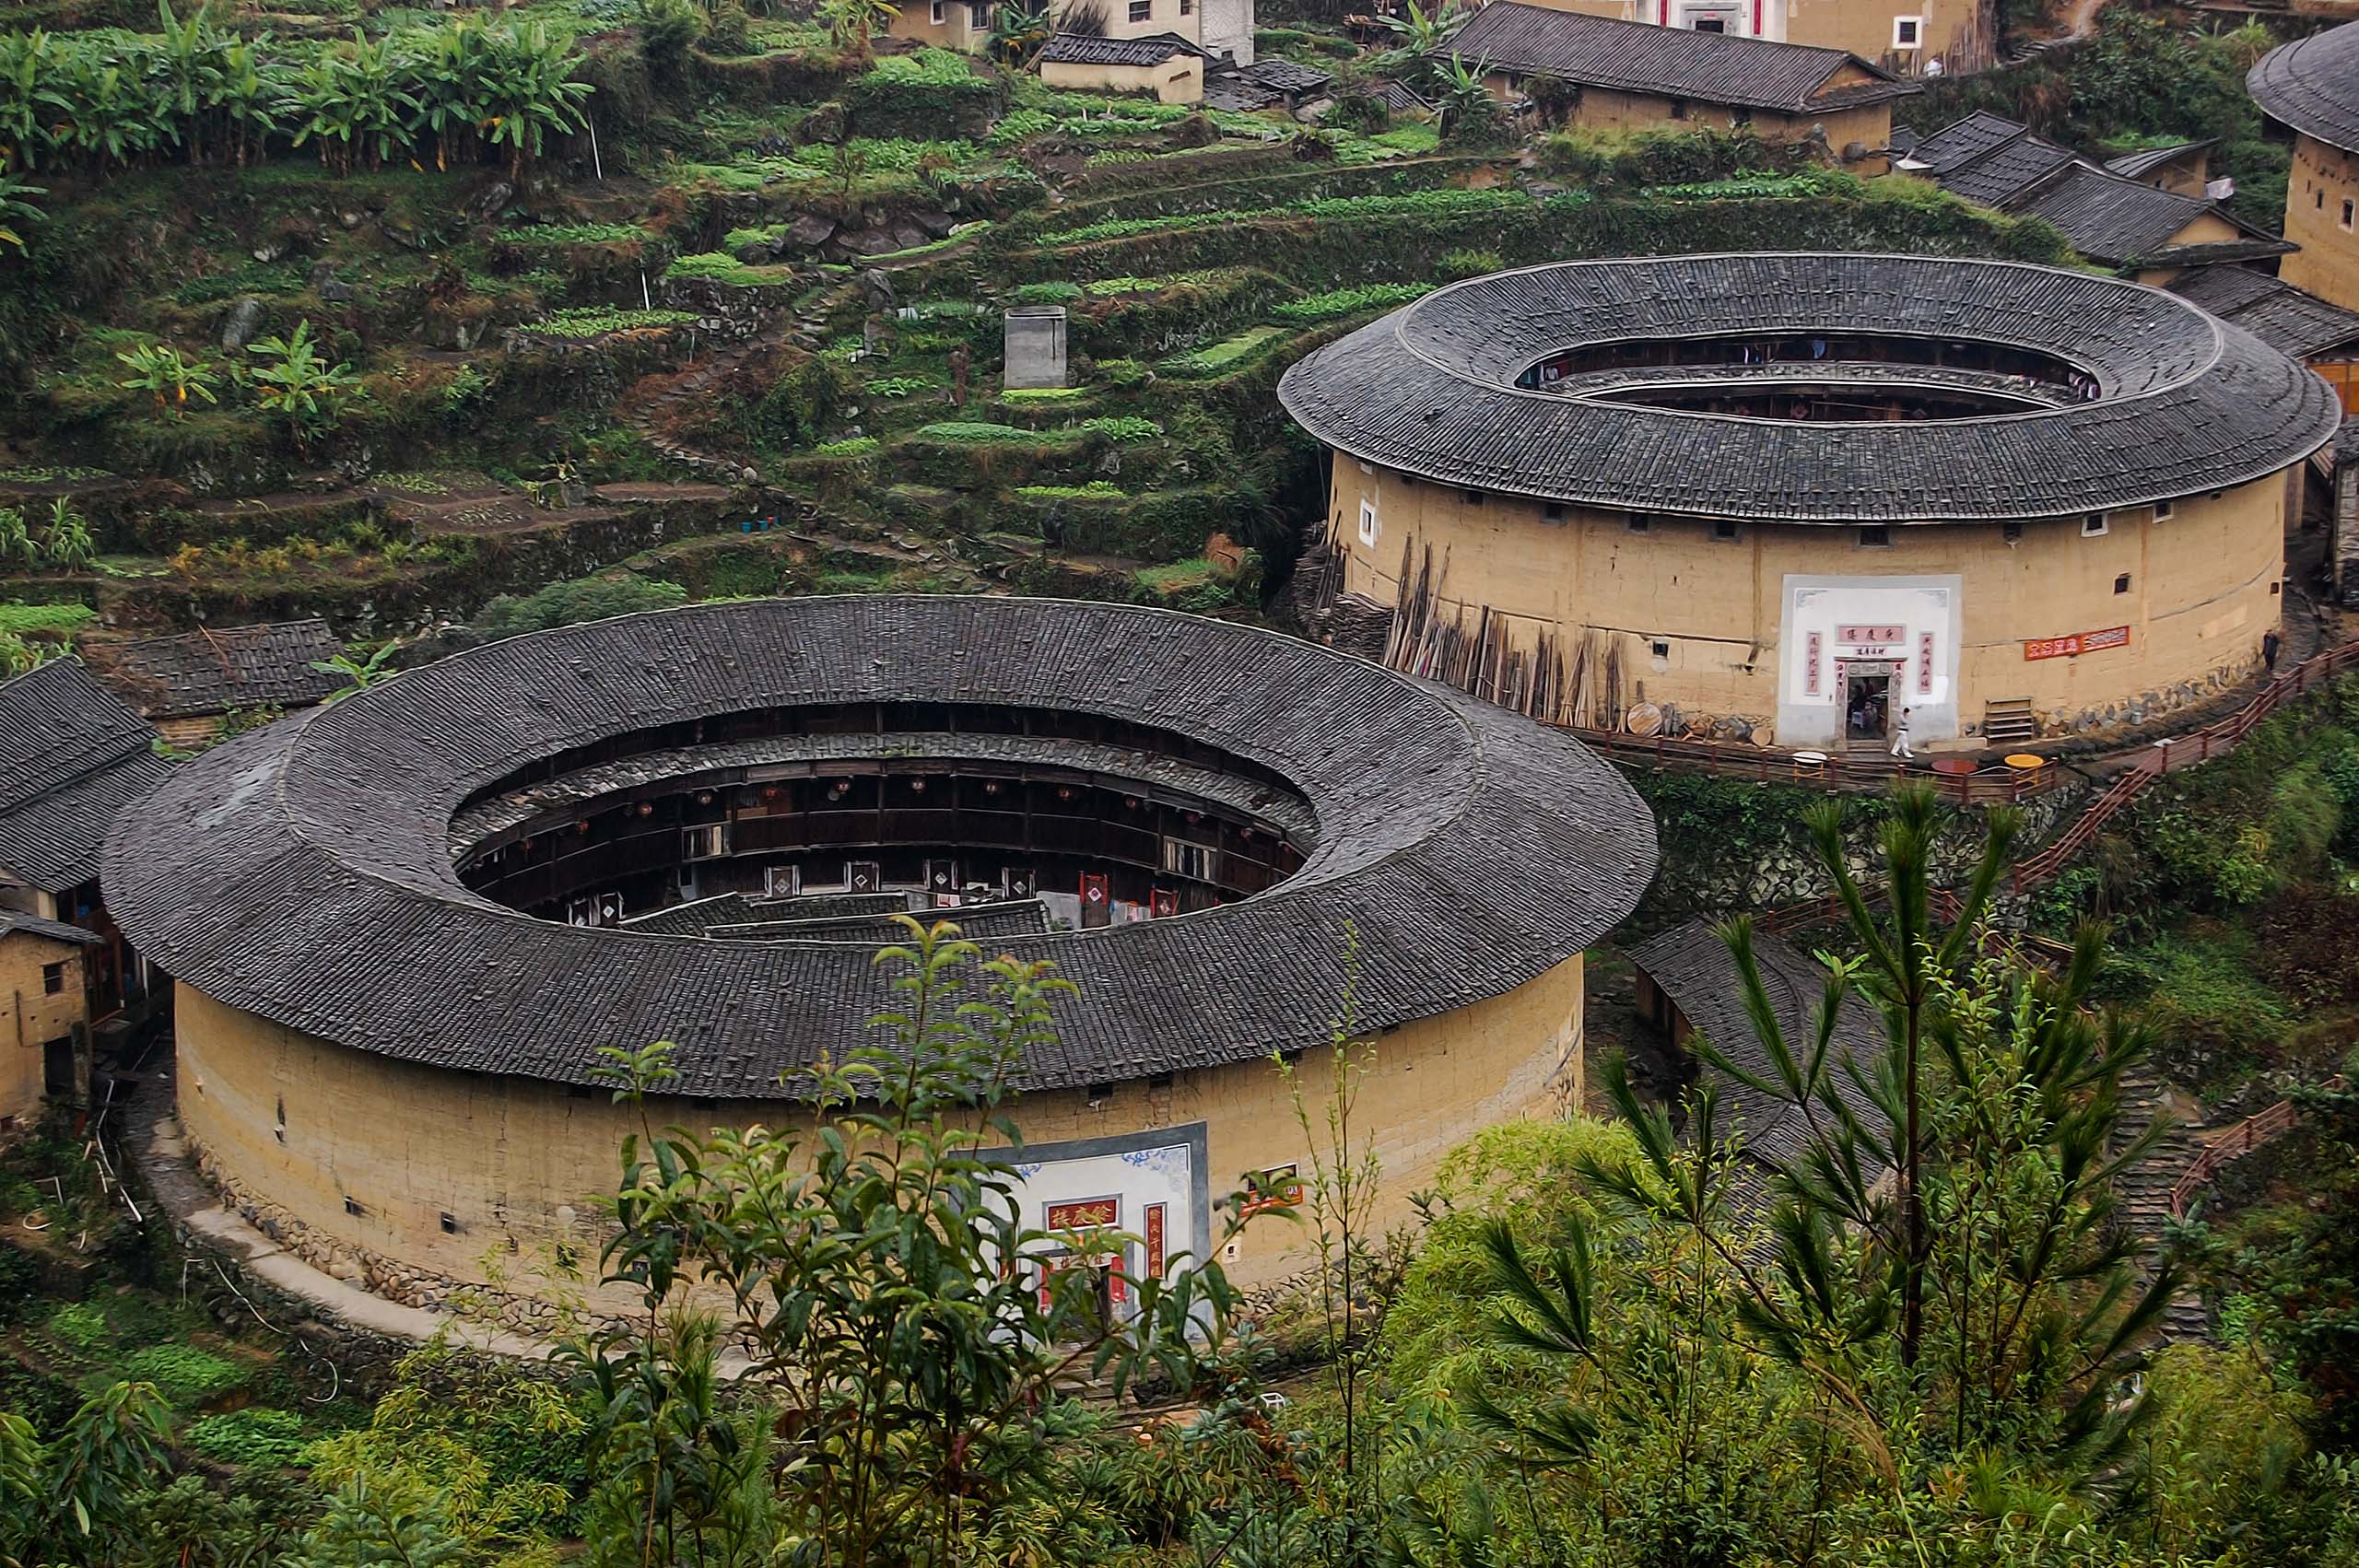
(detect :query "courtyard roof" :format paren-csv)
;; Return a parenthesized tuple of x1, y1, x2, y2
(1275, 252, 2341, 522)
(103, 597, 1660, 1097)
(0, 660, 173, 894)
(2250, 20, 2359, 156)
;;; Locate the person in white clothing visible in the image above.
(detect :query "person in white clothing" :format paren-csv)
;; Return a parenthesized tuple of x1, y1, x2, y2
(1890, 707, 1915, 761)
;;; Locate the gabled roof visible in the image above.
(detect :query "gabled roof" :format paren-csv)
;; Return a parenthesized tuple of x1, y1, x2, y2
(1039, 29, 1206, 65)
(1627, 918, 1889, 1176)
(1443, 5, 1917, 114)
(0, 910, 101, 946)
(2169, 265, 2359, 359)
(0, 661, 172, 894)
(2103, 138, 2214, 180)
(1897, 109, 2023, 173)
(2251, 19, 2359, 157)
(1902, 111, 2280, 265)
(88, 619, 345, 721)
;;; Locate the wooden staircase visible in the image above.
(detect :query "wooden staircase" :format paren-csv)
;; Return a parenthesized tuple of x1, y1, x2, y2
(1981, 696, 2038, 747)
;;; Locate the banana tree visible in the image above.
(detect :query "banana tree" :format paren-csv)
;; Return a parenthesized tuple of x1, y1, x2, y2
(150, 0, 231, 164)
(0, 507, 35, 570)
(986, 0, 1052, 68)
(0, 173, 41, 252)
(474, 20, 592, 180)
(117, 343, 220, 418)
(288, 31, 421, 173)
(241, 319, 362, 440)
(214, 41, 283, 168)
(41, 499, 97, 573)
(0, 30, 68, 172)
(821, 0, 899, 55)
(52, 56, 163, 173)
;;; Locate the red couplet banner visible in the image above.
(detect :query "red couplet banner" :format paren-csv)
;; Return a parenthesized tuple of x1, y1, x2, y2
(2025, 626, 2130, 661)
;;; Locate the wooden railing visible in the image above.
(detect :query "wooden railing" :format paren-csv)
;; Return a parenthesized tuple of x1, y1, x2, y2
(1566, 724, 2075, 805)
(2011, 638, 2359, 895)
(2167, 1075, 2346, 1219)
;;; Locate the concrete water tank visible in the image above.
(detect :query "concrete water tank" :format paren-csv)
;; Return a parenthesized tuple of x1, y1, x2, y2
(1003, 305, 1068, 391)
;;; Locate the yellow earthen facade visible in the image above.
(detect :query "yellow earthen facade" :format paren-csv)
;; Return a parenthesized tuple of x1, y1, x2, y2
(1479, 72, 1894, 163)
(1331, 457, 2289, 743)
(1503, 0, 1986, 71)
(172, 952, 1585, 1312)
(1, 933, 86, 1133)
(1039, 52, 1205, 102)
(2283, 134, 2359, 314)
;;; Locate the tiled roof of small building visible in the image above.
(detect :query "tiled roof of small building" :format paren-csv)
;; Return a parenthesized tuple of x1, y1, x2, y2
(1903, 112, 2269, 265)
(2168, 265, 2359, 358)
(1442, 3, 1916, 112)
(0, 910, 102, 945)
(2102, 138, 2213, 180)
(0, 660, 172, 893)
(1276, 252, 2341, 522)
(103, 597, 1660, 1097)
(89, 619, 346, 720)
(2250, 19, 2359, 156)
(1626, 918, 1889, 1177)
(1039, 30, 1205, 65)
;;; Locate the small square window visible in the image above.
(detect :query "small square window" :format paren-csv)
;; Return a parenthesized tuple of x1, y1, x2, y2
(1711, 519, 1739, 541)
(344, 1196, 366, 1217)
(2154, 499, 2175, 522)
(1086, 1081, 1114, 1105)
(40, 961, 64, 996)
(1180, 0, 1193, 14)
(1650, 640, 1671, 658)
(1357, 498, 1379, 546)
(1626, 512, 1652, 534)
(1542, 502, 1569, 523)
(1462, 489, 1486, 505)
(2002, 520, 2024, 543)
(440, 1211, 460, 1235)
(1857, 525, 1891, 548)
(2115, 573, 2132, 594)
(1128, 0, 1150, 18)
(2318, 191, 2328, 210)
(1669, 99, 1689, 120)
(2082, 513, 2108, 537)
(2344, 199, 2355, 232)
(1894, 15, 1921, 46)
(930, 0, 944, 20)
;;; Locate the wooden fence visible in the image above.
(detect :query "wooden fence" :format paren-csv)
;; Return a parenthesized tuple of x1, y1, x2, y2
(2009, 638, 2359, 895)
(2168, 1075, 2347, 1220)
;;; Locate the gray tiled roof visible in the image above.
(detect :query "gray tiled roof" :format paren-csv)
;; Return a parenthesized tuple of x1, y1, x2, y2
(1627, 918, 1888, 1176)
(2168, 265, 2359, 358)
(1443, 4, 1915, 113)
(2103, 139, 2213, 180)
(1898, 110, 2021, 174)
(1276, 252, 2341, 522)
(1907, 112, 2253, 264)
(2251, 20, 2359, 156)
(0, 910, 101, 945)
(91, 619, 345, 720)
(1039, 30, 1204, 65)
(102, 597, 1660, 1096)
(0, 661, 171, 894)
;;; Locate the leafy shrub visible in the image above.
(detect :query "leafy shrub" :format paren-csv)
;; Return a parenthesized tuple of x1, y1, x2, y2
(1159, 326, 1285, 376)
(0, 600, 95, 636)
(498, 222, 648, 247)
(1015, 482, 1121, 499)
(865, 375, 939, 399)
(46, 1302, 109, 1352)
(475, 575, 690, 636)
(1078, 415, 1159, 442)
(914, 421, 1037, 442)
(186, 1408, 311, 1469)
(120, 1344, 242, 1406)
(531, 307, 698, 338)
(810, 436, 880, 456)
(1437, 247, 1502, 279)
(667, 252, 766, 283)
(1010, 281, 1082, 304)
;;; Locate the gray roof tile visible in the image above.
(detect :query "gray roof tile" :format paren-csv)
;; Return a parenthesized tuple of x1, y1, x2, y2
(2251, 20, 2359, 156)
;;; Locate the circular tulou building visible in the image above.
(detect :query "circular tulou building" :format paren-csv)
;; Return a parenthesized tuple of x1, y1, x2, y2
(1278, 253, 2341, 749)
(2251, 20, 2359, 315)
(105, 597, 1657, 1325)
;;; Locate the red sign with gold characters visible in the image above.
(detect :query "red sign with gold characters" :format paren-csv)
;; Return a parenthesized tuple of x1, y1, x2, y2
(1144, 1203, 1167, 1279)
(2025, 626, 2130, 661)
(1045, 1198, 1119, 1231)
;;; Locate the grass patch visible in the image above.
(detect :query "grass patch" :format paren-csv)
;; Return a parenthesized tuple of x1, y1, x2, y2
(1015, 481, 1122, 499)
(1271, 282, 1431, 322)
(185, 1407, 312, 1469)
(810, 436, 881, 457)
(915, 421, 1049, 443)
(117, 1344, 243, 1407)
(1001, 387, 1089, 402)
